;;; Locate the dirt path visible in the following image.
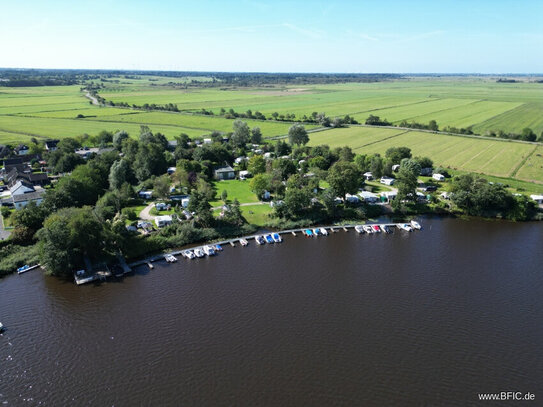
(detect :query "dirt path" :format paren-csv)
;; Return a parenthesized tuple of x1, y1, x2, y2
(84, 92, 100, 106)
(139, 203, 155, 220)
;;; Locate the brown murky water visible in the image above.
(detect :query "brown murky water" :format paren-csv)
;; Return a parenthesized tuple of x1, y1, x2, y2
(1, 217, 542, 406)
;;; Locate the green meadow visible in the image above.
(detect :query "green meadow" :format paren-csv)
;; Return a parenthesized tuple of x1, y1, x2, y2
(309, 126, 542, 183)
(0, 76, 542, 187)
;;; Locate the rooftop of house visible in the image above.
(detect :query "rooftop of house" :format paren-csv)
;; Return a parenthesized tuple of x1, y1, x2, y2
(11, 190, 45, 203)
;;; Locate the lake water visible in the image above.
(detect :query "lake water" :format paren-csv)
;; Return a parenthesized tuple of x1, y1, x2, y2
(1, 217, 542, 406)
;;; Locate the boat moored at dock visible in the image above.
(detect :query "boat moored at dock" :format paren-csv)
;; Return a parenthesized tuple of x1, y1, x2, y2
(272, 233, 282, 243)
(184, 250, 195, 259)
(0, 322, 4, 333)
(255, 235, 265, 244)
(214, 244, 223, 251)
(410, 220, 422, 230)
(194, 249, 205, 258)
(355, 225, 364, 234)
(372, 225, 381, 233)
(380, 225, 391, 233)
(398, 223, 413, 232)
(320, 227, 328, 236)
(240, 238, 248, 246)
(265, 234, 274, 244)
(304, 229, 313, 237)
(203, 245, 216, 256)
(165, 254, 178, 263)
(363, 225, 374, 234)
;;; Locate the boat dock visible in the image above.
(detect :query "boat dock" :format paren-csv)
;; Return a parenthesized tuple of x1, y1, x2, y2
(126, 222, 421, 270)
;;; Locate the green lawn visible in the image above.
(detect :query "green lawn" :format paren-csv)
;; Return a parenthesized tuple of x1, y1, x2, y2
(210, 180, 259, 206)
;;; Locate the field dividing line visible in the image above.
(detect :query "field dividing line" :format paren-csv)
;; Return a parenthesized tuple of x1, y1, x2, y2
(393, 99, 482, 124)
(345, 98, 442, 116)
(476, 145, 510, 175)
(509, 145, 538, 178)
(455, 143, 495, 168)
(352, 130, 411, 151)
(0, 127, 49, 140)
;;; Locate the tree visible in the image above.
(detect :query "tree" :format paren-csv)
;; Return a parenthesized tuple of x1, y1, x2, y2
(154, 175, 171, 199)
(250, 173, 271, 199)
(327, 161, 362, 199)
(274, 158, 297, 180)
(187, 190, 213, 227)
(428, 120, 439, 131)
(282, 186, 311, 219)
(11, 201, 47, 244)
(288, 124, 309, 146)
(221, 189, 228, 203)
(250, 127, 262, 144)
(231, 119, 250, 147)
(133, 143, 167, 182)
(394, 158, 421, 207)
(223, 198, 245, 226)
(385, 147, 412, 164)
(415, 156, 433, 169)
(521, 127, 536, 142)
(247, 155, 266, 175)
(109, 159, 133, 190)
(113, 130, 129, 150)
(369, 154, 384, 178)
(37, 207, 108, 277)
(54, 153, 85, 173)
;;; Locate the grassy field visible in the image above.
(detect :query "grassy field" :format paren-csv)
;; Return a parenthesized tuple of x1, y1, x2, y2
(309, 126, 543, 184)
(210, 180, 258, 206)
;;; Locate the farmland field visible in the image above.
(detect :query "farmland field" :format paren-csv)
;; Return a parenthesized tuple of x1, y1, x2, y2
(309, 126, 542, 183)
(0, 76, 542, 186)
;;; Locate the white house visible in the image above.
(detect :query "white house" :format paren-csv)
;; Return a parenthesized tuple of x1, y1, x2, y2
(380, 177, 395, 186)
(9, 180, 35, 196)
(382, 191, 397, 202)
(239, 170, 251, 180)
(359, 191, 379, 203)
(11, 190, 44, 210)
(138, 190, 153, 199)
(214, 164, 235, 180)
(363, 172, 373, 181)
(155, 215, 173, 228)
(155, 202, 169, 211)
(433, 173, 445, 181)
(530, 194, 543, 204)
(203, 138, 212, 144)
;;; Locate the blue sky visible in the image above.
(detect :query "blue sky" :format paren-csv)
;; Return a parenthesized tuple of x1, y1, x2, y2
(1, 0, 542, 73)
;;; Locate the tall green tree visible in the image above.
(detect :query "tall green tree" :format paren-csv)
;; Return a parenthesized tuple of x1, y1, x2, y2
(327, 161, 362, 199)
(231, 119, 250, 147)
(288, 124, 309, 146)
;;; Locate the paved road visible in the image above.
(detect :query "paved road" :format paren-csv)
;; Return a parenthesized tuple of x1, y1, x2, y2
(139, 203, 155, 220)
(0, 214, 12, 240)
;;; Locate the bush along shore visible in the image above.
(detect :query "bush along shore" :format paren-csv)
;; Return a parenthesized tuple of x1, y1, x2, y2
(1, 121, 541, 279)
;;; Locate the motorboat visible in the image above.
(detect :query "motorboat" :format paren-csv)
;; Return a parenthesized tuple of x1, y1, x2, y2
(305, 229, 313, 236)
(240, 238, 248, 246)
(354, 225, 364, 234)
(372, 225, 381, 233)
(184, 250, 195, 259)
(272, 233, 282, 243)
(214, 244, 223, 251)
(194, 249, 205, 258)
(255, 235, 265, 244)
(400, 223, 413, 232)
(165, 254, 178, 263)
(0, 322, 4, 333)
(410, 220, 422, 230)
(265, 234, 274, 244)
(363, 225, 374, 234)
(17, 265, 30, 274)
(313, 228, 320, 236)
(203, 245, 216, 256)
(380, 225, 391, 233)
(319, 227, 328, 236)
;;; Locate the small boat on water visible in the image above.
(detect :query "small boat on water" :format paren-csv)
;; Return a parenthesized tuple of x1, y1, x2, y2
(165, 254, 178, 263)
(184, 250, 195, 259)
(399, 223, 413, 232)
(0, 322, 4, 333)
(255, 235, 265, 244)
(272, 233, 282, 243)
(355, 225, 364, 234)
(320, 227, 328, 236)
(372, 225, 381, 233)
(240, 238, 248, 246)
(305, 229, 313, 236)
(313, 228, 321, 236)
(265, 234, 274, 244)
(17, 265, 30, 274)
(203, 245, 216, 256)
(410, 220, 422, 230)
(194, 249, 205, 258)
(380, 225, 391, 234)
(214, 244, 223, 251)
(363, 225, 374, 234)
